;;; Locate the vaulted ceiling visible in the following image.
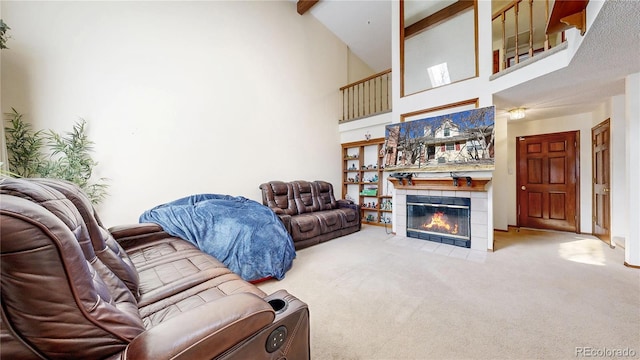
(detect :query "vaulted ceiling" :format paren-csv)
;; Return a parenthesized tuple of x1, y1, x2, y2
(300, 0, 639, 122)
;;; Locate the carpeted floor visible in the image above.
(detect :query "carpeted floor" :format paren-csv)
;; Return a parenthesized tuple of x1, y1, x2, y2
(258, 225, 640, 360)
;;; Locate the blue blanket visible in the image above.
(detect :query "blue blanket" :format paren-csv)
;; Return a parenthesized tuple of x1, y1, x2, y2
(139, 194, 295, 282)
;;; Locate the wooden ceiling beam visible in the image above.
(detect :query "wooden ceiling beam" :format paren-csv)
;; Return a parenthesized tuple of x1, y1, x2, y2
(405, 0, 474, 39)
(297, 0, 319, 15)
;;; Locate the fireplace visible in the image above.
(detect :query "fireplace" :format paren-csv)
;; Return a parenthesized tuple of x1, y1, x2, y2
(406, 195, 471, 248)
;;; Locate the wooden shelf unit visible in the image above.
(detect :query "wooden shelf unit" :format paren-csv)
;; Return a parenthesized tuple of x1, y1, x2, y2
(341, 138, 391, 227)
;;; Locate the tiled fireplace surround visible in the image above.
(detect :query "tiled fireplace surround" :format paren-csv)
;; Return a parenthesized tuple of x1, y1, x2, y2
(391, 178, 493, 251)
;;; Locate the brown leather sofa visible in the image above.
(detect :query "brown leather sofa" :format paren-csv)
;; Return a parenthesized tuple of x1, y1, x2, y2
(0, 177, 309, 360)
(259, 180, 361, 249)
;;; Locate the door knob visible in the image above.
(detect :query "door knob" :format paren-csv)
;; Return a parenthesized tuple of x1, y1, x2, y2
(521, 186, 526, 190)
(604, 188, 609, 192)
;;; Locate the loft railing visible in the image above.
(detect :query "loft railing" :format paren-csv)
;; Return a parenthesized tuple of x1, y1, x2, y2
(340, 69, 391, 123)
(492, 0, 565, 73)
(340, 1, 581, 122)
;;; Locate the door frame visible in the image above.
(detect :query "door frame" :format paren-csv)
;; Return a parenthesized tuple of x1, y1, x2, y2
(515, 130, 580, 232)
(592, 119, 611, 245)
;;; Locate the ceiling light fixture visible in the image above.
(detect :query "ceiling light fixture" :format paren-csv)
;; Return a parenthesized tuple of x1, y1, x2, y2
(509, 108, 526, 120)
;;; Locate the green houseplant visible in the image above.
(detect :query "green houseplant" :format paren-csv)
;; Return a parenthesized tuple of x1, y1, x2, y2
(0, 19, 10, 49)
(4, 108, 108, 204)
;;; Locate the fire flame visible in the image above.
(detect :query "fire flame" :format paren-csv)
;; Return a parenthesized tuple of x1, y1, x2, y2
(422, 212, 458, 234)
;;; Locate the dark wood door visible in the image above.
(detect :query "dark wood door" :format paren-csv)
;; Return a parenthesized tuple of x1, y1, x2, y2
(592, 119, 610, 244)
(517, 131, 579, 232)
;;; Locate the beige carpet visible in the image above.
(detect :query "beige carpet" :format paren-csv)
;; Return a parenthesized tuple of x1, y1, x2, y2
(258, 225, 640, 360)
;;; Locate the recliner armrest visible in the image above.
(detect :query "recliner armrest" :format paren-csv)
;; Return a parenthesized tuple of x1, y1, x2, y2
(276, 214, 292, 234)
(109, 223, 172, 249)
(109, 223, 165, 238)
(336, 199, 353, 207)
(337, 199, 359, 212)
(123, 293, 275, 360)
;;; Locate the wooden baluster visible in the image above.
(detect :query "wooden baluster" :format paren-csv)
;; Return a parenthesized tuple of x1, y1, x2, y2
(365, 81, 368, 116)
(356, 83, 360, 118)
(350, 86, 354, 120)
(363, 81, 366, 117)
(501, 13, 506, 70)
(367, 79, 370, 116)
(380, 75, 384, 112)
(374, 76, 378, 113)
(380, 76, 384, 112)
(358, 83, 364, 117)
(360, 82, 363, 118)
(529, 0, 534, 57)
(544, 0, 550, 50)
(342, 89, 345, 121)
(386, 73, 390, 111)
(360, 82, 364, 118)
(369, 79, 372, 116)
(346, 87, 349, 121)
(514, 1, 520, 65)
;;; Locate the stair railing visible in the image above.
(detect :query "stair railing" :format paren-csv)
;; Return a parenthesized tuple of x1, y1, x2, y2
(340, 69, 392, 123)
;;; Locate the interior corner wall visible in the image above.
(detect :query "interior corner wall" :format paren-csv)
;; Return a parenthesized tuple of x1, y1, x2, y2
(347, 49, 375, 84)
(1, 1, 347, 226)
(609, 95, 626, 246)
(506, 113, 594, 233)
(491, 112, 509, 231)
(624, 72, 640, 266)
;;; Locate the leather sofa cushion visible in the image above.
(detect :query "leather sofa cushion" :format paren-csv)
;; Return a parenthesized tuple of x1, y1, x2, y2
(313, 210, 343, 234)
(315, 180, 337, 210)
(259, 181, 297, 216)
(290, 214, 321, 241)
(335, 208, 360, 227)
(139, 273, 266, 327)
(292, 181, 319, 214)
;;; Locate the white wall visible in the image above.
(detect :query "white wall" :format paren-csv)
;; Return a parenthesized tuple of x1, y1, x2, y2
(404, 8, 475, 95)
(609, 95, 626, 246)
(347, 49, 375, 84)
(624, 72, 640, 266)
(1, 1, 348, 226)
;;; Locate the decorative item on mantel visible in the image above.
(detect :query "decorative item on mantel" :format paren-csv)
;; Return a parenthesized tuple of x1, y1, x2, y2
(388, 174, 491, 192)
(390, 172, 413, 185)
(450, 172, 473, 187)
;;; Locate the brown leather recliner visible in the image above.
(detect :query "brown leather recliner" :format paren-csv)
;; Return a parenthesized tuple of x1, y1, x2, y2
(259, 180, 360, 249)
(0, 177, 309, 359)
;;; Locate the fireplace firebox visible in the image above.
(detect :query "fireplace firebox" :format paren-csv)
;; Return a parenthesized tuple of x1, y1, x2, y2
(406, 195, 471, 248)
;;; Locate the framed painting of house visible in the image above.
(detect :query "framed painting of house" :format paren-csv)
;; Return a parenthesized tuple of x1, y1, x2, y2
(384, 106, 495, 172)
